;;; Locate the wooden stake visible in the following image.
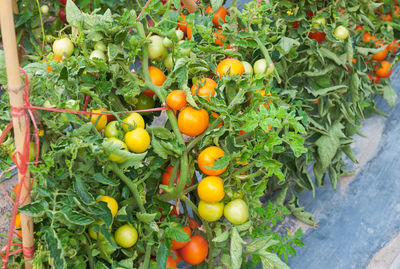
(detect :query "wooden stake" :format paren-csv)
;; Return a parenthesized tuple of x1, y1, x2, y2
(0, 0, 34, 268)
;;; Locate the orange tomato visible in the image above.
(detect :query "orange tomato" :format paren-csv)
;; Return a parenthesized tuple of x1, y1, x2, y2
(381, 13, 392, 22)
(178, 106, 209, 136)
(171, 249, 182, 264)
(198, 146, 227, 176)
(161, 165, 180, 186)
(395, 6, 400, 16)
(171, 226, 191, 250)
(368, 74, 380, 84)
(355, 25, 364, 31)
(387, 40, 399, 53)
(166, 256, 177, 268)
(178, 13, 189, 35)
(363, 32, 376, 43)
(375, 61, 392, 78)
(210, 112, 223, 128)
(13, 184, 19, 195)
(167, 90, 187, 110)
(197, 176, 225, 203)
(206, 6, 227, 27)
(372, 41, 388, 61)
(149, 66, 166, 86)
(179, 235, 209, 265)
(15, 213, 21, 229)
(216, 59, 245, 76)
(190, 78, 217, 101)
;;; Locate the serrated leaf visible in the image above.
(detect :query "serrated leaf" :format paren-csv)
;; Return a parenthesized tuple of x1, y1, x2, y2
(136, 212, 157, 223)
(230, 227, 245, 269)
(157, 243, 169, 269)
(212, 230, 229, 243)
(44, 226, 67, 269)
(93, 173, 119, 186)
(246, 236, 279, 253)
(59, 207, 95, 225)
(19, 200, 49, 217)
(258, 250, 290, 269)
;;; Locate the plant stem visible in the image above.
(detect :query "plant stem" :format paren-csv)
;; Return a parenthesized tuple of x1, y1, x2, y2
(35, 0, 46, 51)
(141, 243, 152, 269)
(186, 117, 223, 152)
(111, 163, 146, 213)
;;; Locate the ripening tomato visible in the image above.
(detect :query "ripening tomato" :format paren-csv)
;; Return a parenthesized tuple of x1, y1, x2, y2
(171, 249, 182, 264)
(372, 41, 388, 61)
(210, 112, 223, 128)
(387, 40, 399, 53)
(381, 13, 392, 22)
(198, 200, 224, 222)
(368, 74, 380, 84)
(308, 30, 326, 43)
(122, 112, 145, 132)
(190, 78, 217, 101)
(167, 90, 187, 110)
(41, 5, 49, 15)
(179, 235, 209, 265)
(206, 6, 227, 27)
(58, 7, 66, 21)
(114, 224, 138, 248)
(198, 146, 227, 176)
(355, 25, 363, 31)
(171, 226, 191, 250)
(88, 220, 109, 240)
(104, 121, 121, 138)
(214, 29, 229, 48)
(97, 195, 119, 217)
(241, 61, 253, 75)
(197, 176, 225, 203)
(363, 32, 376, 43)
(149, 66, 166, 86)
(216, 59, 245, 76)
(89, 109, 108, 131)
(375, 60, 393, 78)
(177, 13, 189, 35)
(135, 94, 155, 115)
(224, 199, 249, 225)
(53, 37, 74, 58)
(178, 106, 209, 136)
(125, 128, 151, 153)
(106, 138, 128, 164)
(161, 165, 180, 186)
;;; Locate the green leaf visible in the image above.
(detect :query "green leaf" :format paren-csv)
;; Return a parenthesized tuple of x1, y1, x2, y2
(258, 250, 290, 269)
(156, 243, 169, 269)
(246, 236, 279, 253)
(136, 212, 157, 223)
(319, 47, 345, 66)
(66, 0, 83, 27)
(288, 194, 316, 226)
(212, 230, 230, 243)
(19, 200, 49, 217)
(59, 207, 95, 225)
(230, 227, 245, 269)
(166, 226, 191, 242)
(147, 127, 175, 140)
(74, 176, 95, 204)
(44, 226, 67, 269)
(103, 140, 146, 169)
(382, 85, 398, 108)
(279, 37, 300, 54)
(309, 85, 348, 97)
(93, 173, 119, 186)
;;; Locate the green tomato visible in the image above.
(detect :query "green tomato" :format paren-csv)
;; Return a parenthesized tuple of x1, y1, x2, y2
(164, 54, 174, 70)
(253, 59, 267, 74)
(94, 41, 107, 51)
(266, 63, 275, 76)
(106, 137, 128, 164)
(148, 35, 167, 60)
(104, 121, 121, 138)
(135, 94, 155, 115)
(90, 50, 107, 61)
(99, 236, 117, 255)
(88, 220, 110, 241)
(40, 5, 49, 15)
(198, 200, 224, 222)
(175, 29, 184, 41)
(114, 224, 138, 248)
(312, 17, 326, 28)
(334, 26, 349, 40)
(241, 61, 253, 75)
(163, 37, 173, 48)
(53, 37, 74, 58)
(224, 199, 249, 225)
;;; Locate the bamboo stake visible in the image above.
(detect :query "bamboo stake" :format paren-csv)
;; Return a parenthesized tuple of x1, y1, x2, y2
(0, 0, 34, 268)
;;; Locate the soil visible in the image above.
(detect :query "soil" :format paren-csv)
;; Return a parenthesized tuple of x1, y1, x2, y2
(0, 175, 18, 246)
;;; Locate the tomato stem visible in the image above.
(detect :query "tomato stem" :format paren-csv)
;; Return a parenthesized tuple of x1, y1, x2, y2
(186, 117, 223, 153)
(141, 243, 152, 269)
(110, 163, 146, 213)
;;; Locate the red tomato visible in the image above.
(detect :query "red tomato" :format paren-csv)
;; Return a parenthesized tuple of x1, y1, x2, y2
(171, 226, 191, 250)
(179, 235, 209, 265)
(309, 30, 326, 43)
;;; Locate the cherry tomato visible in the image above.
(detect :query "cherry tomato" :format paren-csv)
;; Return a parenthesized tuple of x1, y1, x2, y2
(166, 256, 177, 268)
(15, 213, 21, 228)
(387, 40, 399, 53)
(312, 17, 326, 28)
(178, 106, 209, 137)
(198, 146, 227, 176)
(171, 249, 182, 264)
(122, 113, 145, 132)
(125, 128, 151, 153)
(363, 32, 376, 43)
(106, 137, 128, 164)
(164, 54, 174, 70)
(89, 109, 107, 131)
(224, 199, 249, 225)
(94, 41, 107, 51)
(253, 59, 267, 74)
(216, 59, 245, 76)
(198, 200, 224, 222)
(58, 7, 66, 21)
(374, 60, 392, 78)
(179, 235, 209, 265)
(171, 226, 191, 250)
(309, 30, 326, 43)
(114, 224, 138, 248)
(197, 176, 225, 203)
(97, 195, 119, 217)
(104, 121, 121, 138)
(135, 94, 155, 115)
(206, 6, 227, 27)
(334, 26, 349, 40)
(368, 74, 380, 84)
(40, 5, 49, 15)
(167, 90, 187, 110)
(59, 0, 66, 4)
(190, 78, 217, 102)
(148, 35, 167, 60)
(53, 37, 74, 58)
(372, 41, 388, 61)
(241, 61, 253, 75)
